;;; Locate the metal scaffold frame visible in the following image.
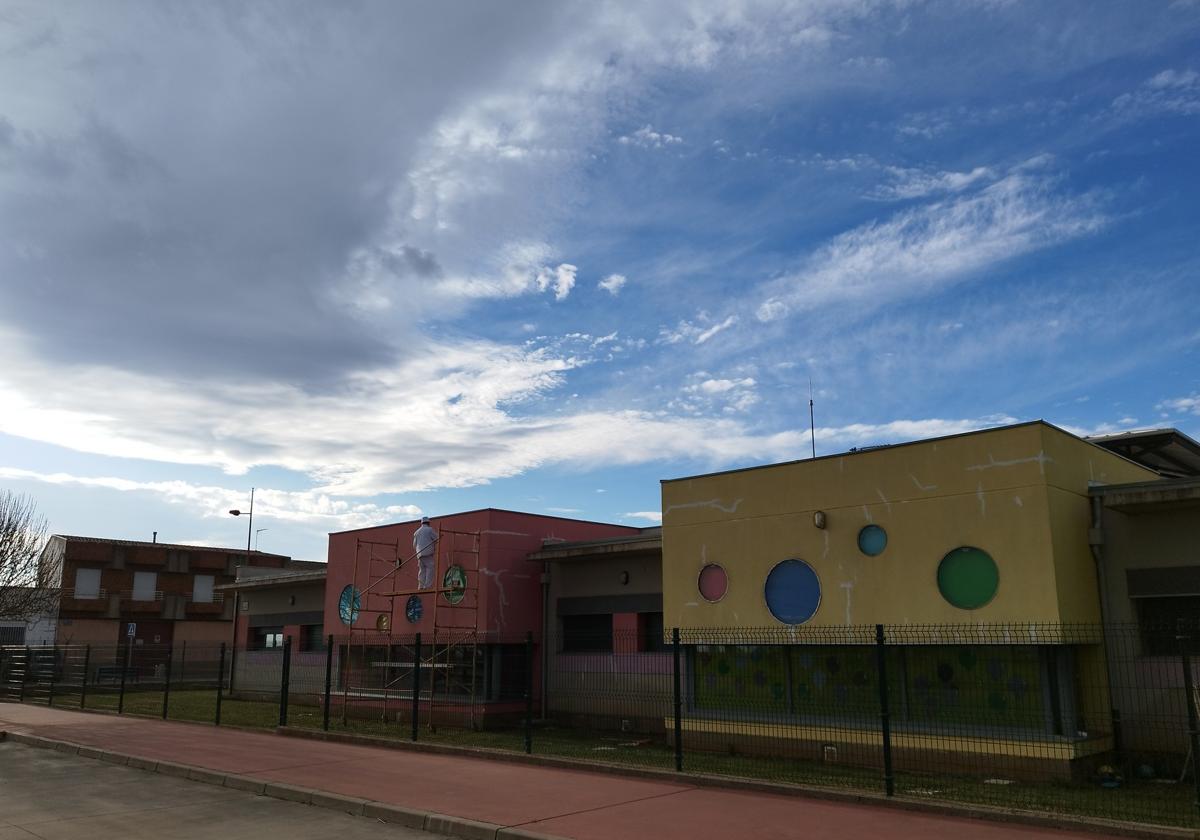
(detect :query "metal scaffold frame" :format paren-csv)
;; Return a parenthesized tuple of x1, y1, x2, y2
(339, 527, 482, 730)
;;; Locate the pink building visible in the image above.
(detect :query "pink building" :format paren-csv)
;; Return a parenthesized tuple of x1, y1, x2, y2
(324, 509, 640, 724)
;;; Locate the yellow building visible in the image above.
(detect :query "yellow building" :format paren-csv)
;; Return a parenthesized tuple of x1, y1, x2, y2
(660, 421, 1163, 778)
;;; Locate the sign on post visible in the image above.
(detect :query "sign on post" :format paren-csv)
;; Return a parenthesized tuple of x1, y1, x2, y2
(126, 622, 136, 638)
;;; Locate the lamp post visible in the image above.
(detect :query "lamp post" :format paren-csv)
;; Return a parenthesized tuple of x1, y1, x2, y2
(255, 528, 268, 551)
(226, 488, 254, 695)
(228, 487, 255, 567)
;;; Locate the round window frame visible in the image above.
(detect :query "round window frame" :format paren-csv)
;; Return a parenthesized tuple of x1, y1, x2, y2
(697, 563, 729, 604)
(936, 545, 1000, 610)
(857, 524, 888, 557)
(762, 558, 822, 626)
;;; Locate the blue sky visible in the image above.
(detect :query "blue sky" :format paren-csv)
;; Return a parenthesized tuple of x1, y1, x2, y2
(1, 1, 1198, 562)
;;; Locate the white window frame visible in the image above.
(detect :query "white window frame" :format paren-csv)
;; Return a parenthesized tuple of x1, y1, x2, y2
(133, 571, 157, 601)
(74, 568, 101, 599)
(192, 574, 215, 604)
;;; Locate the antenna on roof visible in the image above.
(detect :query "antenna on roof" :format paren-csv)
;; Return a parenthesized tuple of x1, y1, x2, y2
(808, 378, 816, 459)
(152, 531, 157, 544)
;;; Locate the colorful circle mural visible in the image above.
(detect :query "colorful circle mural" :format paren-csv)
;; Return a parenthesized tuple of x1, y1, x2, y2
(405, 594, 423, 623)
(764, 559, 821, 625)
(698, 563, 729, 602)
(937, 546, 999, 609)
(337, 584, 361, 626)
(857, 524, 887, 556)
(443, 564, 467, 605)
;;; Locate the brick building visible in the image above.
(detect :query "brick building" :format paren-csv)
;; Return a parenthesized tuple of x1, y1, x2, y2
(42, 534, 293, 647)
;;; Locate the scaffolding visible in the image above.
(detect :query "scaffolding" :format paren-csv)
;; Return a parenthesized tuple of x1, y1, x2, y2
(338, 527, 482, 730)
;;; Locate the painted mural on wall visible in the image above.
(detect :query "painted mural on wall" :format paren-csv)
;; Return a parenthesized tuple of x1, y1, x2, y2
(693, 644, 1047, 729)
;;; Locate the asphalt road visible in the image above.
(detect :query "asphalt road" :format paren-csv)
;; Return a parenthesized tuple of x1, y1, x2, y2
(0, 741, 447, 840)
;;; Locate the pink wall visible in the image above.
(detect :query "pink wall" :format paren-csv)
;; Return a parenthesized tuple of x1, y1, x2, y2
(324, 509, 639, 640)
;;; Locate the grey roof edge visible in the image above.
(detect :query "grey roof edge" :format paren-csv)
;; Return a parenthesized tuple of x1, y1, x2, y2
(50, 534, 292, 560)
(215, 570, 328, 591)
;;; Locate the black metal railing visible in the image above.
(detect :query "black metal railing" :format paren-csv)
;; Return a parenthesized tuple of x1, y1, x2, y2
(2, 621, 1197, 829)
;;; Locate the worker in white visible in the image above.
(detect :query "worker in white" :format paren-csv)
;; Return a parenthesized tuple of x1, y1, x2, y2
(412, 515, 438, 590)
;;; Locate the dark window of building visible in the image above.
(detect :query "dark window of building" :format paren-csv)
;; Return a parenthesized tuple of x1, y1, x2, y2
(1137, 596, 1200, 656)
(0, 626, 25, 645)
(300, 624, 326, 652)
(252, 626, 284, 650)
(488, 644, 530, 701)
(639, 611, 665, 652)
(561, 614, 612, 653)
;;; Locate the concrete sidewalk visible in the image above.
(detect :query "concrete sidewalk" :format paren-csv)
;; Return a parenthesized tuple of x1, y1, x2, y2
(0, 703, 1134, 840)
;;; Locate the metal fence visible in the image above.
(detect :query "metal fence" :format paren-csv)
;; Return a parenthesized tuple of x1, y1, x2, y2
(2, 621, 1198, 829)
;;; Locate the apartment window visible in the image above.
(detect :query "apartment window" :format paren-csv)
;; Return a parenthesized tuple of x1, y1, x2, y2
(561, 614, 613, 653)
(0, 626, 25, 645)
(253, 626, 285, 650)
(133, 571, 157, 601)
(639, 611, 666, 653)
(300, 624, 326, 652)
(73, 568, 101, 599)
(1137, 596, 1200, 656)
(192, 574, 215, 604)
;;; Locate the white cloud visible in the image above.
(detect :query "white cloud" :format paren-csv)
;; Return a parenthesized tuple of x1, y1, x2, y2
(536, 262, 578, 301)
(872, 165, 996, 201)
(0, 467, 421, 531)
(618, 125, 684, 148)
(623, 511, 663, 523)
(1157, 394, 1200, 415)
(1112, 68, 1200, 120)
(599, 273, 628, 295)
(758, 168, 1108, 319)
(0, 329, 1025, 496)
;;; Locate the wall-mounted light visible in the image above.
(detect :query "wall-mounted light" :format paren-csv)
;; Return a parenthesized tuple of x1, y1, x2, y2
(813, 510, 827, 529)
(618, 570, 630, 585)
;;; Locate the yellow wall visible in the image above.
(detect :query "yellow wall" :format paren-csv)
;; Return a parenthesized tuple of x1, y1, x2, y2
(661, 422, 1159, 631)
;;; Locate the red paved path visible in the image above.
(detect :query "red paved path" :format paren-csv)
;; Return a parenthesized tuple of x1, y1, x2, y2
(0, 703, 1119, 840)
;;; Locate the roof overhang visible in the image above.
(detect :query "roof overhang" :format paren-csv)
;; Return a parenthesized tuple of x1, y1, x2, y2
(527, 530, 662, 563)
(215, 570, 327, 591)
(1090, 476, 1200, 513)
(1087, 428, 1200, 479)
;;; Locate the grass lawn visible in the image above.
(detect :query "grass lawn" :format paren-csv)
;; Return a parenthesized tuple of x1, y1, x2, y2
(19, 690, 1200, 830)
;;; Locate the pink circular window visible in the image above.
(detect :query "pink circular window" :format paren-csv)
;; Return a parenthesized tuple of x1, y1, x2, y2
(698, 563, 728, 602)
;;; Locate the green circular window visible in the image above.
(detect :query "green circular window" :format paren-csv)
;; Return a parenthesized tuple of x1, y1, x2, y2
(937, 547, 999, 610)
(857, 525, 887, 556)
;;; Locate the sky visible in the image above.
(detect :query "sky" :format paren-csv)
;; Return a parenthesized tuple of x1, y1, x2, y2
(1, 1, 1199, 563)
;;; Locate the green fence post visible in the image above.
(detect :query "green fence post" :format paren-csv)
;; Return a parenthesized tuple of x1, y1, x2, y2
(875, 624, 895, 797)
(19, 646, 29, 703)
(323, 634, 334, 732)
(80, 645, 91, 710)
(215, 643, 225, 726)
(48, 647, 57, 707)
(524, 631, 534, 754)
(161, 644, 173, 719)
(180, 640, 187, 684)
(1180, 633, 1200, 814)
(278, 636, 292, 727)
(672, 627, 683, 773)
(411, 633, 421, 742)
(117, 643, 128, 714)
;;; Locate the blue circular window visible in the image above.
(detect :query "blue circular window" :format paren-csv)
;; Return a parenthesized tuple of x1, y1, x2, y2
(764, 559, 821, 625)
(338, 584, 361, 626)
(405, 594, 423, 623)
(858, 525, 888, 556)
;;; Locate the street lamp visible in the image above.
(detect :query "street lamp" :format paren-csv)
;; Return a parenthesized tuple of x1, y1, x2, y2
(228, 487, 254, 568)
(226, 487, 255, 695)
(255, 528, 268, 551)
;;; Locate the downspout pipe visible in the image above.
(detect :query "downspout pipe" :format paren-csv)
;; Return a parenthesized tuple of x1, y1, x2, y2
(1089, 492, 1120, 744)
(540, 560, 550, 720)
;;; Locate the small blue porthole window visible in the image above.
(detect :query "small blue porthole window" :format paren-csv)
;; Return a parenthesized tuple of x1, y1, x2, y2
(858, 525, 888, 557)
